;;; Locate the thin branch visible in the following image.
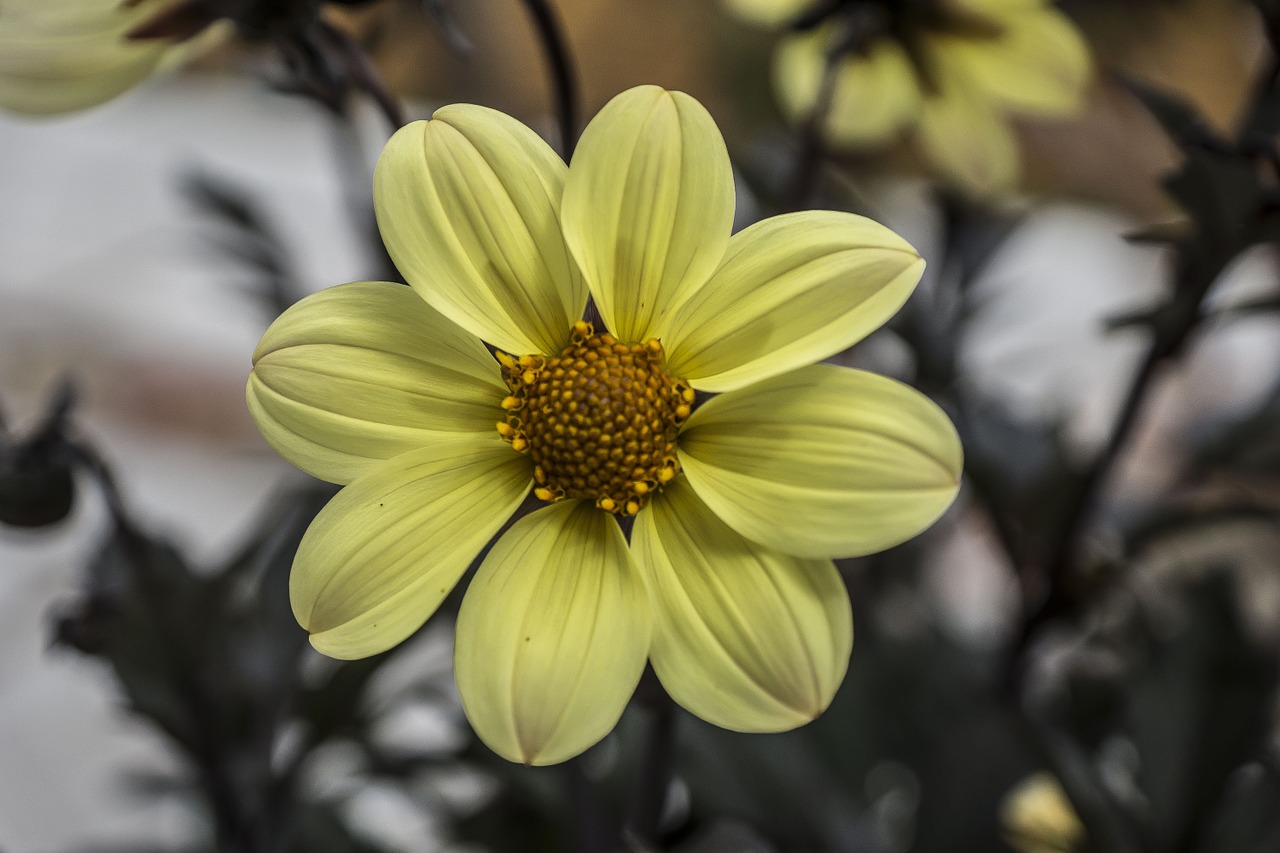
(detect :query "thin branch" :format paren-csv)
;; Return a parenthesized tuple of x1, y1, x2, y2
(518, 0, 580, 157)
(1011, 251, 1225, 667)
(1004, 61, 1280, 663)
(315, 17, 407, 130)
(566, 757, 610, 853)
(785, 36, 841, 211)
(623, 678, 678, 849)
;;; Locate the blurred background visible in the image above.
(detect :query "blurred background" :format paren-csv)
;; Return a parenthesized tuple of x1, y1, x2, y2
(3, 0, 1280, 851)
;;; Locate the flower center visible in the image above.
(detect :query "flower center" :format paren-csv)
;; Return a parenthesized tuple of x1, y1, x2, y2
(496, 321, 694, 516)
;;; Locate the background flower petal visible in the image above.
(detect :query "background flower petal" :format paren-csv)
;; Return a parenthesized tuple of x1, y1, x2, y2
(0, 0, 169, 114)
(562, 85, 735, 343)
(373, 105, 586, 356)
(247, 281, 505, 485)
(664, 211, 924, 392)
(939, 5, 1091, 117)
(774, 32, 921, 147)
(915, 76, 1020, 197)
(723, 0, 817, 28)
(957, 0, 1064, 22)
(678, 364, 962, 558)
(291, 436, 531, 660)
(455, 500, 651, 766)
(634, 477, 852, 731)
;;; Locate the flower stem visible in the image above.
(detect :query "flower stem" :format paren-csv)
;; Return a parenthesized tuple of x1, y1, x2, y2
(624, 677, 678, 848)
(316, 17, 407, 130)
(518, 0, 580, 157)
(785, 36, 840, 211)
(1010, 249, 1226, 673)
(566, 757, 610, 853)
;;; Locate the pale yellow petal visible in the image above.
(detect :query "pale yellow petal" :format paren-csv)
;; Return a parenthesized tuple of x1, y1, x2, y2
(291, 436, 531, 660)
(938, 6, 1090, 117)
(3, 0, 169, 25)
(915, 77, 1020, 197)
(956, 0, 1051, 19)
(455, 501, 651, 765)
(247, 281, 505, 485)
(678, 364, 961, 558)
(774, 30, 921, 146)
(634, 477, 851, 731)
(373, 106, 586, 356)
(723, 0, 818, 28)
(562, 85, 735, 343)
(664, 211, 924, 392)
(0, 0, 171, 114)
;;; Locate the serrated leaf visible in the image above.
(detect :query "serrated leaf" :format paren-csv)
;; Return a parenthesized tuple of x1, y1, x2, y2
(1119, 74, 1226, 152)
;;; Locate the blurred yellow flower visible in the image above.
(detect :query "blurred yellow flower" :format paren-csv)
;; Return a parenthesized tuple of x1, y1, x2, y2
(1000, 772, 1086, 853)
(729, 0, 1091, 196)
(0, 0, 200, 115)
(247, 84, 963, 765)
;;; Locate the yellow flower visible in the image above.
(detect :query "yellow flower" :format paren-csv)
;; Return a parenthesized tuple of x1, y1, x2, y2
(0, 0, 196, 115)
(1000, 772, 1086, 853)
(247, 85, 963, 765)
(729, 0, 1091, 196)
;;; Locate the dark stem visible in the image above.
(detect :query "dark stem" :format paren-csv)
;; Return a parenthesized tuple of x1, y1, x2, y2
(314, 17, 407, 130)
(566, 757, 610, 853)
(1014, 6, 1280, 653)
(1009, 349, 1166, 656)
(785, 37, 841, 211)
(67, 439, 133, 534)
(320, 87, 399, 283)
(1011, 255, 1222, 667)
(518, 0, 580, 157)
(624, 681, 678, 848)
(70, 439, 258, 848)
(1242, 21, 1280, 139)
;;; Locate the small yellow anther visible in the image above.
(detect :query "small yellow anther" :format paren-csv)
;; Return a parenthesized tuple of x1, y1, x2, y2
(501, 396, 522, 411)
(535, 487, 555, 502)
(658, 467, 676, 484)
(624, 500, 641, 515)
(632, 481, 651, 495)
(521, 370, 537, 385)
(597, 497, 616, 512)
(675, 404, 691, 420)
(511, 437, 529, 453)
(496, 422, 514, 438)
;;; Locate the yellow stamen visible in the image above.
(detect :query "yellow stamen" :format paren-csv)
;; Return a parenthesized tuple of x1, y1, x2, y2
(495, 322, 692, 515)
